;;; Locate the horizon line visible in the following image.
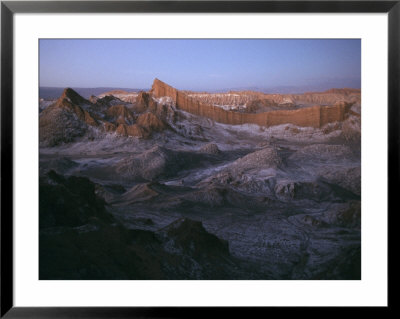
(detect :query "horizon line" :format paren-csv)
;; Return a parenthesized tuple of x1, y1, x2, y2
(39, 85, 361, 93)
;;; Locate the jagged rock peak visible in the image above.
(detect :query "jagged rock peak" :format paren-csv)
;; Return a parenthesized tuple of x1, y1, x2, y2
(152, 78, 170, 89)
(134, 91, 158, 113)
(136, 112, 166, 132)
(59, 88, 90, 106)
(136, 91, 151, 105)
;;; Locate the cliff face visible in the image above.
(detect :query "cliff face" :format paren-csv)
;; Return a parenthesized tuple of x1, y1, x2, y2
(152, 78, 179, 100)
(151, 79, 354, 128)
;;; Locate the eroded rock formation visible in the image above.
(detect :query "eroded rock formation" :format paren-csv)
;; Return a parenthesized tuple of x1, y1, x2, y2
(151, 79, 356, 128)
(39, 79, 360, 147)
(39, 88, 98, 147)
(39, 87, 171, 146)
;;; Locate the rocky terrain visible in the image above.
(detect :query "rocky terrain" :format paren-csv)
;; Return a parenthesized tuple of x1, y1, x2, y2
(39, 79, 361, 280)
(98, 90, 139, 103)
(186, 87, 360, 112)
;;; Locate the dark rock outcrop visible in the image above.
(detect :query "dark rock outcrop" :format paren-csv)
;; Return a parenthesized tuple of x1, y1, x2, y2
(39, 170, 113, 229)
(161, 218, 230, 258)
(59, 87, 91, 106)
(39, 172, 240, 280)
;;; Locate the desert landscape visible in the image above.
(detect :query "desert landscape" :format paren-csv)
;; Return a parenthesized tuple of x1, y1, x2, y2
(39, 77, 361, 280)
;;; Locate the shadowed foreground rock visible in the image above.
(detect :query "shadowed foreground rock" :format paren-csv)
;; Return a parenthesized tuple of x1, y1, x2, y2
(39, 171, 244, 279)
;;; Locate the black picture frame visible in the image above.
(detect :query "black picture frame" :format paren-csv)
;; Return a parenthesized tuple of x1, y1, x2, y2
(1, 0, 396, 317)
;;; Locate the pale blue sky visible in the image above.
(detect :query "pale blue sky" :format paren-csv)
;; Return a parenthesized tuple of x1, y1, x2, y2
(39, 39, 361, 92)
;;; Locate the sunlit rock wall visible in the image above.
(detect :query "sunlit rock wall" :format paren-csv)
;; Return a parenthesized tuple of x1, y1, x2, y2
(151, 79, 353, 128)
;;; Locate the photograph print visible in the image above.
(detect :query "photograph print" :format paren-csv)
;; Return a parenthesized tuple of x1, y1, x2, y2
(39, 39, 361, 280)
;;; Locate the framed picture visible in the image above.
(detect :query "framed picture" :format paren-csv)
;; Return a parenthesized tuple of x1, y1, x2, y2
(1, 0, 395, 316)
